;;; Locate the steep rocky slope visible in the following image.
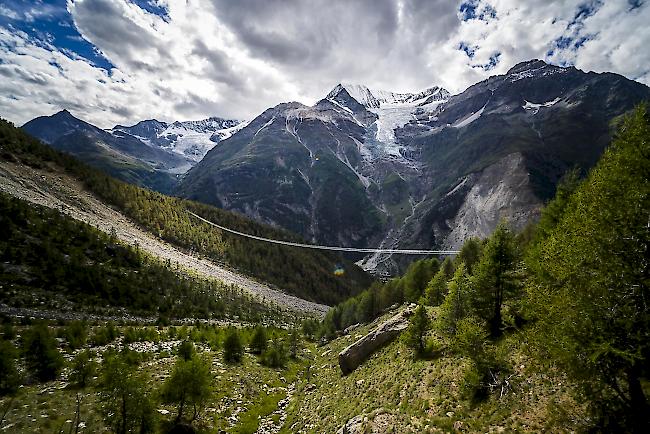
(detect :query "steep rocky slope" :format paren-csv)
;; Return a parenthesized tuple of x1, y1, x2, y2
(0, 159, 328, 315)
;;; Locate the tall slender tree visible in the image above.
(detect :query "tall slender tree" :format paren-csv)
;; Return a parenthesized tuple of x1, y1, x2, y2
(471, 222, 517, 337)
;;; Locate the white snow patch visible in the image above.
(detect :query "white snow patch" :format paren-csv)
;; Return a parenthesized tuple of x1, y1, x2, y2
(445, 176, 470, 197)
(522, 97, 561, 114)
(115, 119, 247, 163)
(369, 104, 417, 157)
(253, 115, 275, 138)
(452, 104, 487, 128)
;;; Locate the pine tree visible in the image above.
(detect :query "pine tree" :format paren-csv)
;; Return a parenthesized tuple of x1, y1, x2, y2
(437, 263, 472, 336)
(404, 305, 430, 355)
(249, 326, 268, 355)
(70, 350, 97, 388)
(470, 222, 517, 337)
(424, 270, 447, 306)
(22, 323, 64, 382)
(402, 258, 439, 302)
(457, 237, 483, 274)
(223, 328, 243, 363)
(162, 355, 212, 424)
(99, 354, 156, 434)
(0, 340, 21, 395)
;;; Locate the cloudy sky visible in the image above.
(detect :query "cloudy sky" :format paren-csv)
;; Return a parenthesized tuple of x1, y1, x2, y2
(1, 0, 648, 128)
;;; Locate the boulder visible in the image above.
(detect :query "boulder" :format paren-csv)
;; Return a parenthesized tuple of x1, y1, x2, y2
(336, 414, 364, 434)
(338, 306, 414, 375)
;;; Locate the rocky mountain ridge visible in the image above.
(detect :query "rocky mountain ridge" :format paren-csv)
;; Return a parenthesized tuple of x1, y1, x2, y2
(177, 59, 650, 275)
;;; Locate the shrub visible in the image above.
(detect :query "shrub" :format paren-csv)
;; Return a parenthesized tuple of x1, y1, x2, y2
(22, 323, 64, 382)
(249, 326, 268, 355)
(223, 328, 243, 364)
(69, 349, 97, 388)
(177, 340, 195, 361)
(0, 340, 21, 395)
(90, 323, 118, 346)
(64, 321, 88, 350)
(261, 337, 288, 368)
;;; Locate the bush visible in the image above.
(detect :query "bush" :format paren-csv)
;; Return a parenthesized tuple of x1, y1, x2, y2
(453, 317, 509, 401)
(99, 353, 156, 433)
(261, 337, 288, 368)
(90, 323, 118, 346)
(69, 349, 97, 388)
(0, 340, 21, 395)
(162, 355, 212, 423)
(288, 329, 302, 359)
(63, 321, 88, 350)
(223, 328, 243, 364)
(177, 340, 195, 361)
(22, 323, 64, 382)
(301, 319, 319, 341)
(249, 326, 268, 355)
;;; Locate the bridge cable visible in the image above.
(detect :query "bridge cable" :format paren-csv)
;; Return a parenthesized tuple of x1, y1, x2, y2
(187, 211, 459, 255)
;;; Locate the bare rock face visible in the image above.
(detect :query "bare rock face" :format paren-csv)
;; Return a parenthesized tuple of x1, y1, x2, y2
(338, 306, 414, 375)
(443, 152, 541, 249)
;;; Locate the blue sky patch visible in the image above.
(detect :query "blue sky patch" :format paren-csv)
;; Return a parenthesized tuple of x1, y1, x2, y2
(0, 0, 113, 70)
(458, 41, 476, 59)
(131, 0, 170, 22)
(473, 52, 501, 71)
(459, 0, 496, 22)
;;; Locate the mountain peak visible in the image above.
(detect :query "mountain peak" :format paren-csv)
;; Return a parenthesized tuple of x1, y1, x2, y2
(53, 109, 76, 119)
(506, 59, 551, 75)
(326, 83, 449, 108)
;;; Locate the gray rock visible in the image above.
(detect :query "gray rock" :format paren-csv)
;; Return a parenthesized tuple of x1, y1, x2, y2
(338, 306, 413, 375)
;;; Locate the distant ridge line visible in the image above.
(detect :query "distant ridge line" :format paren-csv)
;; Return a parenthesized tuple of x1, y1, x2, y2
(187, 211, 460, 255)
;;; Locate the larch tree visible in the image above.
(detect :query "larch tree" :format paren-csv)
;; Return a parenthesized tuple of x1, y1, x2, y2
(527, 105, 650, 432)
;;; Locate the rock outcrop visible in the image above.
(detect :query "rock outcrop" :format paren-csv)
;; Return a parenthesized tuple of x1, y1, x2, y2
(338, 306, 414, 375)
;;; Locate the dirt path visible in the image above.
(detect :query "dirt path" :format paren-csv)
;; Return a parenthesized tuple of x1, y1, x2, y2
(0, 161, 329, 316)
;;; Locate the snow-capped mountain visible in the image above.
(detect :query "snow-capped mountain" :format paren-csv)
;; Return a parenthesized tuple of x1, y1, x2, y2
(112, 117, 245, 162)
(326, 83, 450, 159)
(177, 60, 650, 276)
(327, 84, 450, 109)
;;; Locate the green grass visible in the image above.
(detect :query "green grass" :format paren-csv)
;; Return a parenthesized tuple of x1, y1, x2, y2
(283, 308, 586, 433)
(1, 324, 315, 434)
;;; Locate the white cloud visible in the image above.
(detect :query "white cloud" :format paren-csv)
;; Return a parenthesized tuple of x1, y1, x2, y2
(0, 0, 648, 128)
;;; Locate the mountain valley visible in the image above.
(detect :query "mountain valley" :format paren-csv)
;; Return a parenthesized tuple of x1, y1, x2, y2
(1, 55, 649, 434)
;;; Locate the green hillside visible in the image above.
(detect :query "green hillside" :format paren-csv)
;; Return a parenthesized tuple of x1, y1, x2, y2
(0, 118, 372, 306)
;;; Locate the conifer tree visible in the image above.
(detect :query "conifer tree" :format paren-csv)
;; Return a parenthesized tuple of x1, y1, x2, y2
(223, 328, 243, 363)
(249, 326, 268, 355)
(162, 355, 212, 423)
(527, 106, 650, 431)
(470, 222, 517, 337)
(22, 323, 64, 382)
(424, 270, 447, 307)
(99, 354, 156, 434)
(0, 340, 20, 395)
(404, 305, 430, 355)
(437, 263, 472, 336)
